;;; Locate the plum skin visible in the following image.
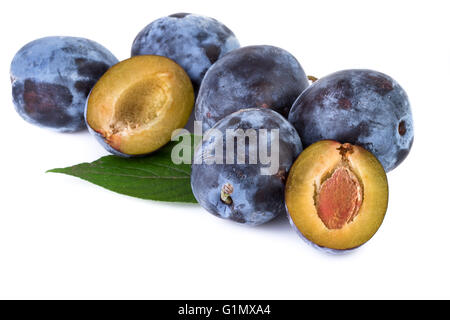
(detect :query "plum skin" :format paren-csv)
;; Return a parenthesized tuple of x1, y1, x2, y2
(288, 69, 414, 172)
(195, 45, 309, 132)
(191, 108, 303, 226)
(10, 36, 118, 132)
(131, 13, 240, 93)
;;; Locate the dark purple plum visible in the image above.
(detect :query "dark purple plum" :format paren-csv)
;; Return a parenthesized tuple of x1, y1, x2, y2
(191, 108, 303, 226)
(195, 45, 309, 132)
(288, 69, 414, 172)
(10, 36, 118, 132)
(131, 13, 239, 92)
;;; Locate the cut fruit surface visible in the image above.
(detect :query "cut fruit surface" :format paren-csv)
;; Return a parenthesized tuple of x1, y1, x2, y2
(86, 55, 194, 156)
(285, 140, 388, 250)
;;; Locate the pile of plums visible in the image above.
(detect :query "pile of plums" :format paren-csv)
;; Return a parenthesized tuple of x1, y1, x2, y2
(10, 13, 413, 251)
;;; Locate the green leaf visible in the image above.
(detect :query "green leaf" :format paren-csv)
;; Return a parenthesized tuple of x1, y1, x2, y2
(47, 135, 198, 203)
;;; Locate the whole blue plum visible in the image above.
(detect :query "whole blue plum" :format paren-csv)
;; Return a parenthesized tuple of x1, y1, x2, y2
(195, 45, 309, 132)
(191, 108, 303, 226)
(10, 36, 118, 132)
(131, 13, 240, 92)
(288, 69, 414, 172)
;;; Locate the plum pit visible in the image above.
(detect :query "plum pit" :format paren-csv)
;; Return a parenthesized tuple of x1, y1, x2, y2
(316, 165, 362, 230)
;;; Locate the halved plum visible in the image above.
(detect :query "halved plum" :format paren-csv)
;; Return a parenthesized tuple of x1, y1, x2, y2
(85, 55, 194, 156)
(285, 140, 388, 251)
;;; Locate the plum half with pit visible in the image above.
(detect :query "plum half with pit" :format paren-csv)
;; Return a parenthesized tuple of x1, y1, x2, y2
(286, 140, 389, 251)
(10, 36, 118, 132)
(288, 69, 414, 172)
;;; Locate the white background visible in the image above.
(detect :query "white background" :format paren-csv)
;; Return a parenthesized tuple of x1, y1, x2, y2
(0, 0, 448, 299)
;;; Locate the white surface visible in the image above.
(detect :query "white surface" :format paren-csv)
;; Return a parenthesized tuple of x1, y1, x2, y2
(0, 0, 448, 299)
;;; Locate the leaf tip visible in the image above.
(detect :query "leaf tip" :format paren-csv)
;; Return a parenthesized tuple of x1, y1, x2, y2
(46, 168, 63, 174)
